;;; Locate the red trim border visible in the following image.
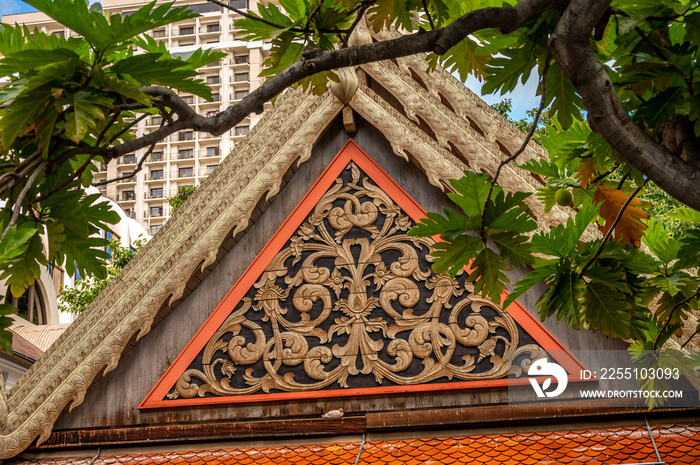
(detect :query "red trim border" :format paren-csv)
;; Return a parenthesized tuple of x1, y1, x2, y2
(140, 140, 590, 409)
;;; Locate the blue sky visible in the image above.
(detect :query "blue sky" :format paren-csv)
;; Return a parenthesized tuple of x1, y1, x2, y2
(0, 0, 36, 19)
(0, 0, 539, 119)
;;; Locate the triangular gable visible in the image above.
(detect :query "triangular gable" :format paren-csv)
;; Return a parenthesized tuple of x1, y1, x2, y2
(141, 141, 586, 409)
(1, 44, 582, 458)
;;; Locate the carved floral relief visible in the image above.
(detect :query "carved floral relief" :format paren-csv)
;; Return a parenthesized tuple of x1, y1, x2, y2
(168, 162, 543, 399)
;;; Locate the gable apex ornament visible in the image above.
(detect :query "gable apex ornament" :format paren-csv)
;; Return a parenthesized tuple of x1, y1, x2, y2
(140, 141, 588, 409)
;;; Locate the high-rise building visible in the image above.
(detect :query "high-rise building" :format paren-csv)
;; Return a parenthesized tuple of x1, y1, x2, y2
(2, 0, 271, 234)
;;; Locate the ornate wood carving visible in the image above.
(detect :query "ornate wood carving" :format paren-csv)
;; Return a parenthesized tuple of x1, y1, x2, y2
(136, 141, 588, 411)
(158, 155, 547, 404)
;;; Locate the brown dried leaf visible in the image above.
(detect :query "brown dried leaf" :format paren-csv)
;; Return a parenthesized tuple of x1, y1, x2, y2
(575, 159, 596, 189)
(594, 184, 649, 248)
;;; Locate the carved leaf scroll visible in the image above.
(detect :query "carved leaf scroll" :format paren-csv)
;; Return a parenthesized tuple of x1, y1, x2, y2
(167, 162, 544, 400)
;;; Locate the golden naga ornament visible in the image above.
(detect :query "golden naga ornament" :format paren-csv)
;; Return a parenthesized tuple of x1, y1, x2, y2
(168, 163, 543, 399)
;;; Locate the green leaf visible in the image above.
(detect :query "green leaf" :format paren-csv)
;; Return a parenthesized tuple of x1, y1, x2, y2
(535, 185, 558, 213)
(0, 47, 79, 75)
(0, 224, 38, 262)
(482, 46, 533, 95)
(59, 235, 111, 280)
(641, 220, 680, 263)
(438, 37, 490, 81)
(0, 231, 45, 298)
(430, 234, 483, 277)
(517, 159, 560, 178)
(367, 0, 395, 31)
(541, 269, 585, 328)
(677, 230, 700, 269)
(467, 247, 509, 304)
(491, 231, 534, 269)
(0, 85, 52, 151)
(531, 204, 599, 257)
(584, 264, 631, 293)
(447, 172, 491, 218)
(504, 263, 556, 308)
(634, 86, 685, 131)
(24, 0, 196, 52)
(65, 89, 111, 144)
(93, 66, 150, 106)
(409, 209, 469, 241)
(667, 206, 700, 223)
(545, 62, 583, 130)
(0, 304, 15, 354)
(584, 281, 632, 338)
(45, 219, 67, 263)
(647, 273, 690, 296)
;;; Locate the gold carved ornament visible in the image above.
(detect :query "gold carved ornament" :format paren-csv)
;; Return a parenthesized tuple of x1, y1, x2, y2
(168, 163, 543, 399)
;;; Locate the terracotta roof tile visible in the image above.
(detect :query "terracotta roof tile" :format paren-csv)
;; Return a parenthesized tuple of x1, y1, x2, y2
(8, 423, 700, 465)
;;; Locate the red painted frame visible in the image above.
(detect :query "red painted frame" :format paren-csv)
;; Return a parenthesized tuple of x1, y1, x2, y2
(140, 140, 590, 409)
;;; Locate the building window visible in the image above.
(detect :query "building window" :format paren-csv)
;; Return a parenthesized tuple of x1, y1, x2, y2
(179, 149, 194, 159)
(150, 116, 162, 125)
(207, 24, 220, 33)
(212, 93, 220, 102)
(207, 75, 220, 85)
(124, 208, 136, 219)
(152, 29, 166, 38)
(151, 151, 164, 162)
(150, 224, 162, 235)
(150, 188, 164, 199)
(206, 110, 219, 117)
(206, 164, 218, 174)
(235, 126, 249, 136)
(178, 131, 194, 141)
(207, 60, 221, 68)
(179, 167, 194, 178)
(53, 30, 64, 37)
(179, 26, 194, 35)
(206, 146, 220, 156)
(181, 95, 194, 104)
(3, 283, 46, 325)
(188, 3, 221, 13)
(150, 169, 164, 180)
(234, 55, 248, 65)
(150, 206, 163, 217)
(234, 72, 249, 82)
(229, 0, 248, 8)
(123, 154, 136, 164)
(122, 190, 135, 201)
(234, 89, 249, 100)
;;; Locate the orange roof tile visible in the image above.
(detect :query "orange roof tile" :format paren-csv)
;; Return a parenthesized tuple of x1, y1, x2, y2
(7, 423, 700, 465)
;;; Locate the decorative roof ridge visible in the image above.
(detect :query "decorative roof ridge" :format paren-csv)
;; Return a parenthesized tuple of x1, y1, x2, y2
(353, 60, 571, 231)
(1, 85, 342, 458)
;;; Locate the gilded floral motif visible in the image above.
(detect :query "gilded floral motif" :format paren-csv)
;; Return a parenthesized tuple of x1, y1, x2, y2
(168, 163, 543, 399)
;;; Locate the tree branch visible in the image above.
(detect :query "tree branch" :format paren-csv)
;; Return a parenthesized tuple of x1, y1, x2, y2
(206, 0, 344, 34)
(549, 0, 700, 210)
(62, 0, 559, 162)
(422, 0, 436, 29)
(32, 155, 97, 206)
(480, 56, 551, 243)
(1, 160, 47, 241)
